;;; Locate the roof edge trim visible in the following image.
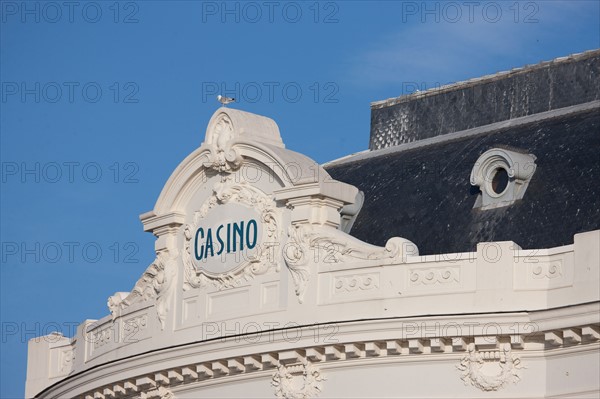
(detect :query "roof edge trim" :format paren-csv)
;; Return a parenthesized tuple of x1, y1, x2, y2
(371, 49, 600, 109)
(324, 100, 600, 168)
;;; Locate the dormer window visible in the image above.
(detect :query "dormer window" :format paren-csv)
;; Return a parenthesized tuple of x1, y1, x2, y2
(470, 148, 537, 210)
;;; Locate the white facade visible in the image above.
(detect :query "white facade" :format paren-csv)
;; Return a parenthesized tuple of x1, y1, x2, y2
(26, 108, 600, 398)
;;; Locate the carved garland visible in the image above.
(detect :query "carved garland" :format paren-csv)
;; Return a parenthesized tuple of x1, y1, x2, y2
(271, 361, 325, 399)
(183, 178, 281, 290)
(456, 343, 524, 391)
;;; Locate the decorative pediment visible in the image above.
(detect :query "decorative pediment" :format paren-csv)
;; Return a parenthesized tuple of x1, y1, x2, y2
(111, 106, 418, 332)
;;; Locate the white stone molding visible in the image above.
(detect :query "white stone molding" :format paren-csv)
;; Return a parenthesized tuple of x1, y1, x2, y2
(286, 224, 417, 263)
(205, 107, 284, 148)
(138, 386, 176, 399)
(456, 342, 524, 391)
(108, 249, 178, 330)
(182, 177, 281, 291)
(71, 320, 600, 399)
(339, 190, 364, 233)
(470, 147, 537, 210)
(272, 360, 325, 399)
(285, 223, 417, 302)
(28, 231, 594, 398)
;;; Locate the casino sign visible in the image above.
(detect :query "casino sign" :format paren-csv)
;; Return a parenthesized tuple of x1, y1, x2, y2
(182, 178, 281, 290)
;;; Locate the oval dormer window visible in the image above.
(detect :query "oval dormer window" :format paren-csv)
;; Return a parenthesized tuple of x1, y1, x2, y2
(470, 148, 537, 210)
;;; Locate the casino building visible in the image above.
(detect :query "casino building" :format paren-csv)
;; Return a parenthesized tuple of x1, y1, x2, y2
(26, 50, 599, 398)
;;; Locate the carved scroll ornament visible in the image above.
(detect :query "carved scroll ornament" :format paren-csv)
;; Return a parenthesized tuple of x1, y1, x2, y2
(108, 249, 178, 330)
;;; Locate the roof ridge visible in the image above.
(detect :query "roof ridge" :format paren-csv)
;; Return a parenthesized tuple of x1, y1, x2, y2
(371, 49, 600, 109)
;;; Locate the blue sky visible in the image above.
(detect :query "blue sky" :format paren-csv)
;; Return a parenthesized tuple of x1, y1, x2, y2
(1, 1, 598, 397)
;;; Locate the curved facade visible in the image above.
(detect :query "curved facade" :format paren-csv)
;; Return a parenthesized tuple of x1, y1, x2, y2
(26, 52, 600, 399)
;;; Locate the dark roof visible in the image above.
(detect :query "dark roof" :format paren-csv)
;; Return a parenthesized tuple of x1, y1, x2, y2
(370, 49, 600, 150)
(326, 107, 600, 255)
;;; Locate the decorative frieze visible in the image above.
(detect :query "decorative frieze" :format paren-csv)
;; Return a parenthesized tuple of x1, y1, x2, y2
(77, 322, 600, 399)
(334, 273, 379, 293)
(122, 314, 149, 343)
(514, 257, 573, 291)
(531, 261, 562, 279)
(409, 267, 459, 286)
(91, 324, 117, 351)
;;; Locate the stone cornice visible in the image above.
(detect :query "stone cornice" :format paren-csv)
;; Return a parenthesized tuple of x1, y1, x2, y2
(37, 304, 599, 398)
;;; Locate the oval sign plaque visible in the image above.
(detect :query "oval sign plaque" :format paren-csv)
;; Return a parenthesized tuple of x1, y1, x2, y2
(190, 202, 263, 276)
(183, 179, 280, 290)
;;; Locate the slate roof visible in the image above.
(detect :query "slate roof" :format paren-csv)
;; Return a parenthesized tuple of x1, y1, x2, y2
(326, 51, 600, 256)
(370, 49, 600, 150)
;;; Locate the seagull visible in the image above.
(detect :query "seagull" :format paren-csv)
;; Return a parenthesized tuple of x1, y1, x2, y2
(217, 95, 236, 106)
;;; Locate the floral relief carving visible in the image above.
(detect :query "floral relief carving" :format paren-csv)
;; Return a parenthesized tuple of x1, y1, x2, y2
(283, 225, 312, 303)
(108, 249, 178, 330)
(457, 343, 524, 391)
(183, 178, 281, 291)
(272, 361, 325, 399)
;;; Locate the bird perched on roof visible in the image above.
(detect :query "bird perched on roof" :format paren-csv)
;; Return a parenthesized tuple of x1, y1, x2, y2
(217, 95, 235, 106)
